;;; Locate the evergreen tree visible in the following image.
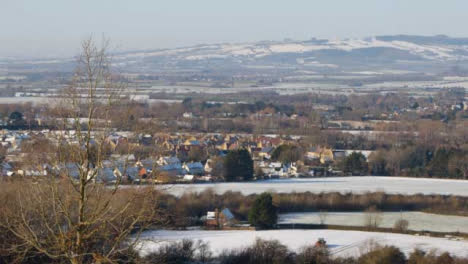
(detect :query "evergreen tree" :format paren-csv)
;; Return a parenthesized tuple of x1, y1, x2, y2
(428, 148, 450, 177)
(343, 152, 368, 175)
(223, 149, 254, 181)
(9, 111, 23, 122)
(358, 246, 406, 264)
(248, 193, 277, 229)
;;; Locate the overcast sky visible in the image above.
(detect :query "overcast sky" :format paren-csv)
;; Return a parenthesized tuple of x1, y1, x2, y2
(2, 0, 468, 58)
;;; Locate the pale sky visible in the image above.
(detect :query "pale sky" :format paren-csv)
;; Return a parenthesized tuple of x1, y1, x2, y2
(2, 0, 468, 58)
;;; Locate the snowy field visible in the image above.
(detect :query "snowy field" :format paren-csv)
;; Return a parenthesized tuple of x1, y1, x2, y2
(137, 229, 468, 258)
(161, 177, 468, 197)
(279, 212, 468, 233)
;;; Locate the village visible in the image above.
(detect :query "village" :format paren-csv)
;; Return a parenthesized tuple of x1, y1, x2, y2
(0, 87, 466, 184)
(0, 128, 375, 182)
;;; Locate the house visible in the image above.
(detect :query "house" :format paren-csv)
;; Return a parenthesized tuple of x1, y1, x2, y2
(256, 160, 300, 178)
(256, 136, 282, 147)
(138, 167, 148, 179)
(258, 146, 274, 160)
(161, 140, 176, 152)
(113, 165, 139, 182)
(320, 148, 334, 164)
(158, 163, 184, 176)
(205, 208, 237, 228)
(332, 150, 346, 160)
(178, 139, 203, 152)
(283, 162, 299, 177)
(110, 154, 136, 163)
(136, 158, 156, 172)
(306, 146, 321, 160)
(17, 165, 48, 177)
(258, 161, 282, 178)
(157, 156, 181, 166)
(204, 158, 214, 174)
(55, 163, 80, 179)
(183, 162, 204, 175)
(97, 167, 117, 183)
(306, 146, 334, 164)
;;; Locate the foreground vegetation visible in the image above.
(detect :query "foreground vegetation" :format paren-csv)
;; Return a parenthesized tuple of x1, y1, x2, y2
(133, 238, 468, 264)
(1, 179, 467, 263)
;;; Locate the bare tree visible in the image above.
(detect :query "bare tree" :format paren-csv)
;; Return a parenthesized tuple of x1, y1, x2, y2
(0, 38, 160, 264)
(393, 219, 409, 233)
(318, 210, 328, 225)
(364, 206, 383, 229)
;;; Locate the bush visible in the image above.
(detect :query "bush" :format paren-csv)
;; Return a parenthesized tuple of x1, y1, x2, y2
(408, 249, 457, 264)
(436, 252, 454, 264)
(296, 245, 332, 264)
(408, 249, 427, 264)
(220, 238, 293, 264)
(358, 246, 406, 264)
(393, 219, 409, 232)
(271, 144, 302, 163)
(144, 239, 211, 264)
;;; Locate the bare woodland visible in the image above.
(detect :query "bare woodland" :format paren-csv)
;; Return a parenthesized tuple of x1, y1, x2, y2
(0, 38, 160, 264)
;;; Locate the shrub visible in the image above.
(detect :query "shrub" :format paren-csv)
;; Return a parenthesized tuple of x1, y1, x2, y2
(408, 249, 427, 264)
(393, 218, 409, 232)
(296, 245, 332, 264)
(358, 246, 406, 264)
(271, 144, 302, 163)
(144, 239, 211, 264)
(220, 238, 293, 264)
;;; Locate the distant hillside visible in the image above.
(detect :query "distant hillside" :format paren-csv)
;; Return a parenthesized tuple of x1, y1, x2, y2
(4, 35, 468, 75)
(376, 35, 468, 46)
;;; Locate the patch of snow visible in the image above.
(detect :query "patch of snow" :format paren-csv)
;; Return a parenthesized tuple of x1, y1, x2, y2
(137, 229, 468, 258)
(279, 212, 468, 233)
(184, 54, 228, 60)
(304, 61, 339, 68)
(350, 71, 384, 75)
(160, 177, 468, 197)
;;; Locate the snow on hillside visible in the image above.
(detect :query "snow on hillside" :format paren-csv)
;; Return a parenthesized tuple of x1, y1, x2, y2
(137, 229, 468, 258)
(160, 176, 468, 197)
(279, 212, 468, 233)
(119, 37, 468, 61)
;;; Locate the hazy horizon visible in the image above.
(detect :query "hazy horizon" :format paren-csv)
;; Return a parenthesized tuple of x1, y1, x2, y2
(2, 0, 468, 58)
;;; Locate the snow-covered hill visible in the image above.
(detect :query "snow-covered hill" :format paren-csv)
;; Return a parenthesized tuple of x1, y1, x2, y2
(5, 35, 468, 74)
(117, 35, 468, 62)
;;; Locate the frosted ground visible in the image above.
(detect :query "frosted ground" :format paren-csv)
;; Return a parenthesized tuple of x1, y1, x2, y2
(279, 212, 468, 233)
(162, 177, 468, 197)
(137, 229, 468, 258)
